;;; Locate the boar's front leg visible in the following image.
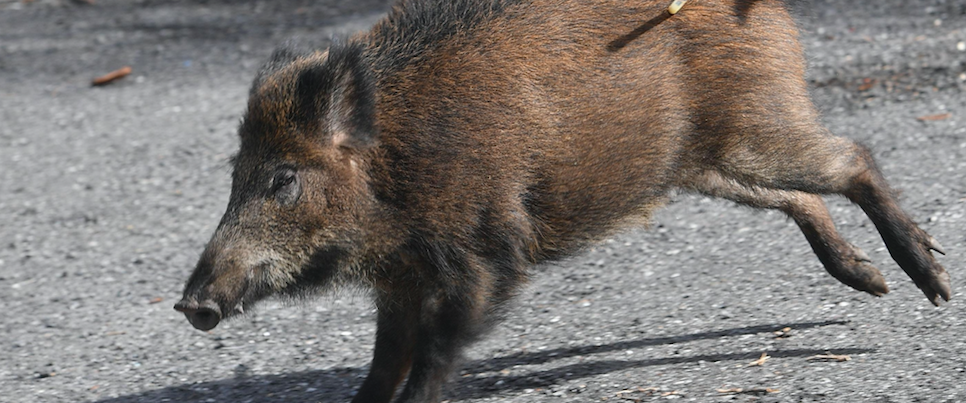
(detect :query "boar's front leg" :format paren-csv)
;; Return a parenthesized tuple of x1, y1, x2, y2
(352, 293, 420, 403)
(389, 248, 506, 403)
(392, 293, 480, 403)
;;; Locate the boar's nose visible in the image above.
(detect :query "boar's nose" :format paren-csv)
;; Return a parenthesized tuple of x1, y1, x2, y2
(174, 299, 222, 331)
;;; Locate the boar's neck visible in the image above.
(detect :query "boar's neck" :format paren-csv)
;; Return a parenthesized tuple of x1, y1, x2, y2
(365, 0, 521, 77)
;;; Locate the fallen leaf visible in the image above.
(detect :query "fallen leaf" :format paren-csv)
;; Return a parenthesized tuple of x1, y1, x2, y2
(148, 297, 164, 304)
(774, 327, 793, 338)
(718, 387, 779, 395)
(747, 352, 770, 367)
(615, 387, 662, 401)
(857, 78, 876, 91)
(916, 113, 951, 121)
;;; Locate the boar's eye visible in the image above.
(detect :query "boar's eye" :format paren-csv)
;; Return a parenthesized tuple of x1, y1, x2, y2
(271, 168, 301, 206)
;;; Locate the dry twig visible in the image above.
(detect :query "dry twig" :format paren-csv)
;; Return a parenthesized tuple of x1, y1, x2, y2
(807, 353, 852, 362)
(717, 387, 780, 395)
(92, 66, 132, 86)
(916, 113, 951, 121)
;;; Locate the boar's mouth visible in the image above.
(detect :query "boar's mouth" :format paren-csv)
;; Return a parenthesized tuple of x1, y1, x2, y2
(278, 246, 349, 297)
(176, 247, 349, 331)
(175, 267, 259, 331)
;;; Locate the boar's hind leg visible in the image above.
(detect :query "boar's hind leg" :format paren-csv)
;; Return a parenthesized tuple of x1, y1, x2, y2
(688, 170, 888, 296)
(704, 135, 950, 305)
(843, 163, 951, 306)
(352, 294, 419, 403)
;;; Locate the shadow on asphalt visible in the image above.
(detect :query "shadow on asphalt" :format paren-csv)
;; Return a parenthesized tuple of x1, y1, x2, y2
(94, 320, 869, 403)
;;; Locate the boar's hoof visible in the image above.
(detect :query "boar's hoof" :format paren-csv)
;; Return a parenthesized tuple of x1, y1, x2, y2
(174, 299, 222, 331)
(927, 236, 946, 255)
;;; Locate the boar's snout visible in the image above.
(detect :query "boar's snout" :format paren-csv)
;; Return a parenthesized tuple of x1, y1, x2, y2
(174, 299, 222, 331)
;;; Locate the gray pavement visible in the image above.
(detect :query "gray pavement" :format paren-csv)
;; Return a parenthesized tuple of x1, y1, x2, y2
(1, 0, 965, 402)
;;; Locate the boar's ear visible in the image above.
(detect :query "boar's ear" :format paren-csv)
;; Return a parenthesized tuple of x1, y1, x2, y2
(295, 42, 376, 151)
(252, 42, 311, 96)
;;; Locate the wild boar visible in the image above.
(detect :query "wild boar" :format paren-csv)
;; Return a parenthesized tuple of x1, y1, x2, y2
(175, 0, 951, 401)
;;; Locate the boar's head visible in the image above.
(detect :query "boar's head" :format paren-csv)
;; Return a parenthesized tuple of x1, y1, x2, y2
(175, 44, 386, 331)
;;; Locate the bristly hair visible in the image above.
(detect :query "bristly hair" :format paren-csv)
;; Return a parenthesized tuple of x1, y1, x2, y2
(238, 0, 526, 155)
(250, 41, 313, 98)
(367, 0, 524, 75)
(240, 38, 377, 153)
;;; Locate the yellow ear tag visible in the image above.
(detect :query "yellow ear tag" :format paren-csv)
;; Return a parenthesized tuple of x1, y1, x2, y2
(668, 0, 688, 14)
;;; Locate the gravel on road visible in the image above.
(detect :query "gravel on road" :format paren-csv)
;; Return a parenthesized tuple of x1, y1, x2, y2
(1, 1, 964, 402)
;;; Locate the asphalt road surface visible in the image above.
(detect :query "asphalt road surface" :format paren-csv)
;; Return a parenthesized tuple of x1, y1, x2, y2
(2, 0, 965, 402)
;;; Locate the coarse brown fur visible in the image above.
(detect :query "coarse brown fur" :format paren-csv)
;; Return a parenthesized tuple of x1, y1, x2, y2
(175, 0, 952, 402)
